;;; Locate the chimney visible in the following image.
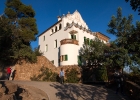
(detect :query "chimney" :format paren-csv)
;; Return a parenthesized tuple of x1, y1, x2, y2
(57, 16, 61, 21)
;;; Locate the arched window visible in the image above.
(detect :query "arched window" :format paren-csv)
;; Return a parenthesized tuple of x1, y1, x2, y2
(55, 26, 57, 32)
(52, 29, 54, 33)
(66, 23, 70, 26)
(59, 24, 62, 30)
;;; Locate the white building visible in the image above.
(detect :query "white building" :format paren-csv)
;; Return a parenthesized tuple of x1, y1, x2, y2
(38, 10, 110, 67)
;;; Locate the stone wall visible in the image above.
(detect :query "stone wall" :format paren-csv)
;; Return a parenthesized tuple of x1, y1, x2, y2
(13, 56, 81, 81)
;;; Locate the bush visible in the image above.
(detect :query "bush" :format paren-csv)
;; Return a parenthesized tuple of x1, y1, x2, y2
(30, 66, 58, 82)
(96, 66, 108, 81)
(65, 68, 79, 83)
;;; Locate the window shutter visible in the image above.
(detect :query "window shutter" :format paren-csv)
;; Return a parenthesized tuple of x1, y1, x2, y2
(74, 35, 76, 40)
(65, 55, 68, 61)
(60, 56, 62, 62)
(84, 37, 86, 44)
(71, 35, 73, 39)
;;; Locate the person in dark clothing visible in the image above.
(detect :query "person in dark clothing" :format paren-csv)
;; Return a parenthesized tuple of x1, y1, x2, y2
(114, 68, 124, 94)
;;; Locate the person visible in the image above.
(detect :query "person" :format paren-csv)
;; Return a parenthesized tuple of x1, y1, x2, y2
(6, 67, 11, 80)
(59, 68, 65, 84)
(114, 68, 124, 95)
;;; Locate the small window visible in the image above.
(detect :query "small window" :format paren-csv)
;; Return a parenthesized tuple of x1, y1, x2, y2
(87, 38, 90, 45)
(71, 34, 76, 40)
(59, 24, 62, 30)
(84, 37, 86, 44)
(55, 26, 57, 32)
(54, 40, 57, 48)
(43, 36, 45, 41)
(66, 23, 69, 26)
(61, 55, 68, 61)
(51, 60, 54, 64)
(52, 29, 54, 33)
(45, 44, 48, 52)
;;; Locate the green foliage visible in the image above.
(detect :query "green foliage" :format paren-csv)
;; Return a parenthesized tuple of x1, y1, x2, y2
(0, 0, 38, 64)
(79, 37, 109, 82)
(95, 66, 108, 81)
(65, 68, 80, 83)
(125, 0, 140, 15)
(107, 7, 134, 69)
(34, 47, 43, 56)
(30, 66, 58, 82)
(79, 37, 106, 67)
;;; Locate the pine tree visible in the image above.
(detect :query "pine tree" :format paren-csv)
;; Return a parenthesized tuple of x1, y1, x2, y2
(0, 0, 38, 64)
(125, 0, 140, 15)
(107, 7, 133, 69)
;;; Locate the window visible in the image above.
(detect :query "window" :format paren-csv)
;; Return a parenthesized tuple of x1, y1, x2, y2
(54, 40, 57, 48)
(66, 23, 70, 26)
(59, 24, 62, 30)
(52, 29, 54, 33)
(90, 39, 93, 45)
(71, 34, 76, 40)
(55, 26, 57, 32)
(84, 37, 86, 44)
(45, 44, 48, 52)
(43, 36, 45, 41)
(51, 60, 54, 64)
(60, 55, 68, 61)
(87, 38, 90, 45)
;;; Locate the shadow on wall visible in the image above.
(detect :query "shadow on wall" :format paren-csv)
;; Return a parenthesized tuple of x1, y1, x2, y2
(58, 47, 60, 66)
(49, 83, 124, 100)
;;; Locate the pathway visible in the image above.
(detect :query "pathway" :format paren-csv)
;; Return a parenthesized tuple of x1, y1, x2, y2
(11, 81, 129, 100)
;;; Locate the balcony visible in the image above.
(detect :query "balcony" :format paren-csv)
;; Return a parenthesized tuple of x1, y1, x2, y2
(60, 39, 79, 45)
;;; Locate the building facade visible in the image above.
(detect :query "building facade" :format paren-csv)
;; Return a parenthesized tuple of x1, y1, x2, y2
(38, 10, 110, 67)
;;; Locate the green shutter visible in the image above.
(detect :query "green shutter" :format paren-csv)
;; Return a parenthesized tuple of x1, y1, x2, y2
(74, 35, 76, 40)
(84, 37, 86, 44)
(65, 55, 68, 61)
(71, 35, 73, 39)
(78, 56, 82, 66)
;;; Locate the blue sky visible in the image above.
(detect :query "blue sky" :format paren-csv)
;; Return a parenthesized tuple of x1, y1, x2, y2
(0, 0, 140, 50)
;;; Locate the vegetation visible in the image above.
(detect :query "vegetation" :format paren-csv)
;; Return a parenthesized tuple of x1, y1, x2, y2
(0, 0, 38, 64)
(31, 67, 80, 83)
(34, 47, 44, 56)
(125, 0, 140, 15)
(30, 66, 58, 82)
(79, 38, 108, 82)
(65, 68, 80, 83)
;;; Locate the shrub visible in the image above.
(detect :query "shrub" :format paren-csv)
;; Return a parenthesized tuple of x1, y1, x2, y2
(30, 66, 58, 82)
(65, 68, 79, 83)
(96, 66, 108, 81)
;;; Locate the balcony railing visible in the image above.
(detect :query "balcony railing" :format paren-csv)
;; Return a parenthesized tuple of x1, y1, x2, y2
(60, 39, 79, 45)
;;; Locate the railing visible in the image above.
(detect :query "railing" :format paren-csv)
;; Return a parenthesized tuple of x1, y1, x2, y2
(60, 39, 79, 45)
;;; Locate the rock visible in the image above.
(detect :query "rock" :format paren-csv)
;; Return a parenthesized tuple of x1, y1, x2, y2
(5, 82, 18, 94)
(0, 87, 6, 94)
(0, 83, 3, 88)
(0, 94, 15, 100)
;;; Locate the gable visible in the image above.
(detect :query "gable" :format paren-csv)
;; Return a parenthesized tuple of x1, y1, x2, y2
(65, 10, 88, 29)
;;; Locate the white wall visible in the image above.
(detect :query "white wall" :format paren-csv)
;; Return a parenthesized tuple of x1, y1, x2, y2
(39, 20, 69, 67)
(60, 44, 78, 65)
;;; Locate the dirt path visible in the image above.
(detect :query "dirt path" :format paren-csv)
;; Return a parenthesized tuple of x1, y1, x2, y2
(11, 81, 128, 100)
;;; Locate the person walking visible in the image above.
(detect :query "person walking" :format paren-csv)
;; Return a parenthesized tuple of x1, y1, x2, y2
(59, 68, 65, 84)
(6, 67, 11, 80)
(114, 68, 124, 94)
